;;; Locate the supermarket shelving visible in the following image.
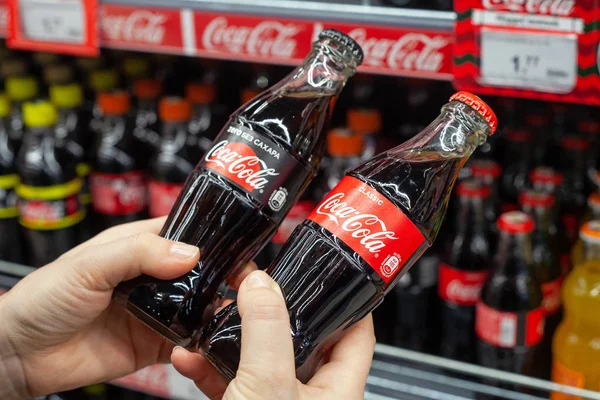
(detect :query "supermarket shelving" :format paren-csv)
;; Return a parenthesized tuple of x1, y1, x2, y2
(0, 0, 455, 80)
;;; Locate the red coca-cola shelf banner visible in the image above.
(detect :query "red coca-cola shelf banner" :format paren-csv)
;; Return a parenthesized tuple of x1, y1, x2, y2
(453, 0, 600, 105)
(95, 5, 452, 79)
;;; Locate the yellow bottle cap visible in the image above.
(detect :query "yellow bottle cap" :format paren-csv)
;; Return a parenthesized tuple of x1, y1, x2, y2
(6, 76, 38, 102)
(0, 94, 11, 118)
(580, 220, 600, 244)
(50, 83, 83, 109)
(89, 69, 118, 92)
(123, 57, 149, 78)
(23, 101, 57, 128)
(44, 64, 73, 85)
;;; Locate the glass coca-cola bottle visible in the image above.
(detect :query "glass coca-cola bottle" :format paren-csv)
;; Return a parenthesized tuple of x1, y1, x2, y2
(519, 190, 563, 379)
(470, 159, 502, 227)
(439, 180, 491, 363)
(115, 29, 364, 347)
(132, 78, 162, 161)
(186, 82, 219, 159)
(476, 211, 544, 378)
(201, 91, 497, 382)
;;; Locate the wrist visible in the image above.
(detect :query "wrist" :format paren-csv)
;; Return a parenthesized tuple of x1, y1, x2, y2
(0, 294, 30, 399)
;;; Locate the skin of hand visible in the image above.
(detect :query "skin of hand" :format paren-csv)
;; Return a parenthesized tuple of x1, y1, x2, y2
(171, 270, 376, 400)
(0, 217, 256, 399)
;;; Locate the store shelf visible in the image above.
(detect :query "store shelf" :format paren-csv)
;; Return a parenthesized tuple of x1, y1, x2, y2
(0, 0, 454, 80)
(4, 261, 600, 400)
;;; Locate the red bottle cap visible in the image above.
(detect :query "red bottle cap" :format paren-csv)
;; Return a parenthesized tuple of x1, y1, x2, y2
(470, 159, 502, 179)
(580, 221, 600, 244)
(560, 136, 590, 151)
(506, 130, 532, 142)
(449, 91, 498, 135)
(529, 167, 564, 186)
(519, 190, 555, 209)
(159, 97, 192, 122)
(327, 128, 365, 156)
(186, 82, 216, 104)
(133, 79, 162, 99)
(456, 180, 491, 199)
(347, 108, 382, 136)
(97, 91, 130, 116)
(497, 211, 535, 234)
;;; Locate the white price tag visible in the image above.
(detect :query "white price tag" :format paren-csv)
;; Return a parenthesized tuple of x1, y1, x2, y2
(480, 28, 577, 94)
(19, 0, 85, 44)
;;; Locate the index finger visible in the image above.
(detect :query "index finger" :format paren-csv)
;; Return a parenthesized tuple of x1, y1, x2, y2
(307, 314, 375, 396)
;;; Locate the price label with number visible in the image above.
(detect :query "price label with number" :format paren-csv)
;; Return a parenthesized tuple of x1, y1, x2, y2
(7, 0, 98, 56)
(480, 28, 577, 94)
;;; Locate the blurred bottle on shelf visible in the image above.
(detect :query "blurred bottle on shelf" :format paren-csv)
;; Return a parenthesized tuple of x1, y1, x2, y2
(16, 101, 85, 267)
(558, 136, 591, 244)
(81, 384, 108, 400)
(347, 107, 382, 159)
(392, 248, 440, 352)
(240, 64, 273, 105)
(439, 180, 491, 363)
(90, 91, 146, 232)
(500, 130, 533, 212)
(6, 76, 39, 152)
(470, 159, 502, 228)
(148, 97, 193, 219)
(50, 83, 93, 233)
(0, 94, 22, 263)
(519, 190, 563, 379)
(0, 59, 29, 85)
(323, 127, 364, 194)
(571, 192, 600, 269)
(186, 82, 219, 158)
(476, 212, 544, 378)
(525, 109, 550, 167)
(132, 78, 162, 161)
(115, 29, 364, 348)
(87, 69, 119, 136)
(552, 221, 600, 396)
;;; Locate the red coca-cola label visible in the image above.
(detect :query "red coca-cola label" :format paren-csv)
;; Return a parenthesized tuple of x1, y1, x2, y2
(91, 171, 146, 216)
(476, 302, 545, 348)
(438, 263, 487, 306)
(99, 5, 183, 51)
(542, 277, 563, 315)
(308, 176, 426, 284)
(203, 123, 309, 220)
(480, 0, 575, 16)
(272, 200, 315, 244)
(148, 180, 183, 218)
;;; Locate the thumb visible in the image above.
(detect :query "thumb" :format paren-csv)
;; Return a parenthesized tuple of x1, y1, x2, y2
(63, 232, 199, 292)
(225, 271, 297, 400)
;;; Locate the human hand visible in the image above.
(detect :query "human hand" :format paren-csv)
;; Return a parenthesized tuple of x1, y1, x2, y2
(171, 270, 376, 400)
(0, 218, 256, 399)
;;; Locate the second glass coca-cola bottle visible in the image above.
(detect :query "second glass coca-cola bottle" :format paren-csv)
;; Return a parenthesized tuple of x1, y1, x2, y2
(115, 29, 364, 347)
(201, 91, 498, 382)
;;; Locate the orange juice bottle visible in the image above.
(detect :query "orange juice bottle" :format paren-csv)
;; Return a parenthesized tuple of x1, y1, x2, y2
(571, 193, 600, 268)
(552, 221, 600, 397)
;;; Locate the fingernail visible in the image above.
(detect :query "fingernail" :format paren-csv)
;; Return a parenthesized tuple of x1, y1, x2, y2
(172, 346, 185, 355)
(170, 242, 199, 260)
(247, 271, 271, 289)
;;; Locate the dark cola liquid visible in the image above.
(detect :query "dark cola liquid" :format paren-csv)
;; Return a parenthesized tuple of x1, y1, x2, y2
(116, 93, 335, 346)
(202, 150, 467, 382)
